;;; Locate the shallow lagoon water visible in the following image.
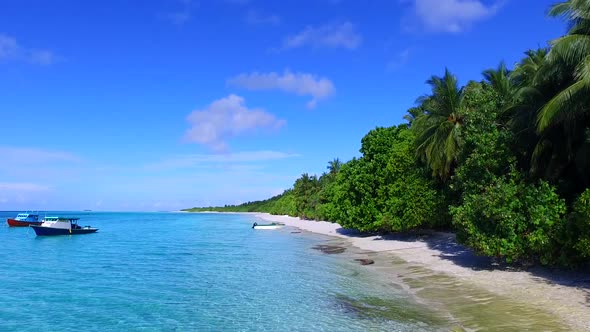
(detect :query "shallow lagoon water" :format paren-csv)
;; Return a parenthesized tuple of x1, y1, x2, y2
(0, 212, 569, 331)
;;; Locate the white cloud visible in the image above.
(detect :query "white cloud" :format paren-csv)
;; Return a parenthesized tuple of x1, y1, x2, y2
(0, 34, 58, 65)
(227, 70, 335, 109)
(0, 183, 50, 207)
(0, 183, 50, 192)
(30, 50, 58, 65)
(0, 147, 83, 201)
(245, 10, 281, 26)
(162, 0, 197, 25)
(184, 94, 285, 152)
(406, 0, 501, 33)
(386, 48, 412, 71)
(0, 146, 81, 164)
(146, 150, 300, 170)
(0, 35, 19, 59)
(283, 22, 362, 50)
(164, 11, 191, 25)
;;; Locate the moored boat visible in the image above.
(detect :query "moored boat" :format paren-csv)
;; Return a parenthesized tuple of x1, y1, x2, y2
(252, 222, 284, 230)
(6, 213, 42, 227)
(30, 217, 98, 236)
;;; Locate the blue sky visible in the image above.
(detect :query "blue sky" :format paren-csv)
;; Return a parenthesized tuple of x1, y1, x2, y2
(1, 0, 565, 211)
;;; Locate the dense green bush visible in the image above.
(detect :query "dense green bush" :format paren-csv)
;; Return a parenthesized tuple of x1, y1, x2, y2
(559, 188, 590, 263)
(451, 171, 566, 264)
(332, 126, 446, 232)
(452, 82, 513, 194)
(293, 173, 321, 219)
(266, 190, 297, 216)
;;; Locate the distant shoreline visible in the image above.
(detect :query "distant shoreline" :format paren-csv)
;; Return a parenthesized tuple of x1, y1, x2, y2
(249, 212, 590, 331)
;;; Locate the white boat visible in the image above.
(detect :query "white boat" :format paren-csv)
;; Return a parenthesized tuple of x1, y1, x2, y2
(252, 222, 284, 230)
(30, 217, 98, 236)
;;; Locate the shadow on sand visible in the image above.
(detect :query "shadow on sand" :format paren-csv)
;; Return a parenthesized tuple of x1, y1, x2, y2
(335, 227, 590, 296)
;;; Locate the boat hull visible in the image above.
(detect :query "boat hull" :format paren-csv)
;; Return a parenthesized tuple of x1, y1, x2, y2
(30, 225, 98, 236)
(253, 225, 282, 230)
(7, 219, 42, 227)
(252, 222, 284, 230)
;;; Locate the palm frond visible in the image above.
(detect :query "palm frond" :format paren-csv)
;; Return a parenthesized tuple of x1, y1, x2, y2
(548, 34, 590, 66)
(549, 0, 590, 21)
(513, 86, 544, 104)
(575, 53, 590, 81)
(568, 17, 590, 34)
(483, 62, 514, 103)
(548, 2, 570, 17)
(537, 54, 590, 131)
(511, 49, 549, 88)
(537, 80, 586, 131)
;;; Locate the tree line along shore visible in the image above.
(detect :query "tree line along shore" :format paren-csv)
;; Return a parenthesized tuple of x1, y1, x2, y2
(185, 1, 590, 268)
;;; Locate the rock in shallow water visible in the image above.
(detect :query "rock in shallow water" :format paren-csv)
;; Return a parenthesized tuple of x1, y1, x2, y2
(354, 258, 375, 265)
(311, 245, 346, 254)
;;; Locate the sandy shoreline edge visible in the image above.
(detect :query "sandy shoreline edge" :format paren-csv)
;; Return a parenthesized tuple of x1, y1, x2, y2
(253, 212, 590, 330)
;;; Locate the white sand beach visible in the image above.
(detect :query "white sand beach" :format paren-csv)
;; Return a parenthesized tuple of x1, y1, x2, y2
(256, 213, 590, 331)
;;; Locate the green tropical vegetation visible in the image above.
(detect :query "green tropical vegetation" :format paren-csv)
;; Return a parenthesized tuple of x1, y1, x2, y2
(185, 1, 590, 267)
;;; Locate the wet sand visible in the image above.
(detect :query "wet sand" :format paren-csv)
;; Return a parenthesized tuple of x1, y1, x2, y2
(255, 213, 590, 331)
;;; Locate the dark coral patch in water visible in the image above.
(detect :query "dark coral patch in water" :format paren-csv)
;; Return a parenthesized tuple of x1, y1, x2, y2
(312, 245, 347, 254)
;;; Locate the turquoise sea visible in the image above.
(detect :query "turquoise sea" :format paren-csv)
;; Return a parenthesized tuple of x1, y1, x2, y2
(1, 211, 574, 331)
(0, 211, 451, 331)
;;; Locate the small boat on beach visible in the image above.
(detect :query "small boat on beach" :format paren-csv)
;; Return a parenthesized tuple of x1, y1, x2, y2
(6, 212, 42, 227)
(30, 217, 98, 236)
(252, 222, 284, 230)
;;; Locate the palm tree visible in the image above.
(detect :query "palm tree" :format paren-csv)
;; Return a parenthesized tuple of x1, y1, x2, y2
(506, 49, 551, 126)
(531, 0, 590, 191)
(403, 106, 426, 126)
(412, 69, 464, 181)
(537, 0, 590, 131)
(293, 173, 320, 219)
(504, 49, 554, 172)
(473, 2, 590, 193)
(511, 49, 550, 89)
(327, 158, 342, 175)
(483, 61, 514, 105)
